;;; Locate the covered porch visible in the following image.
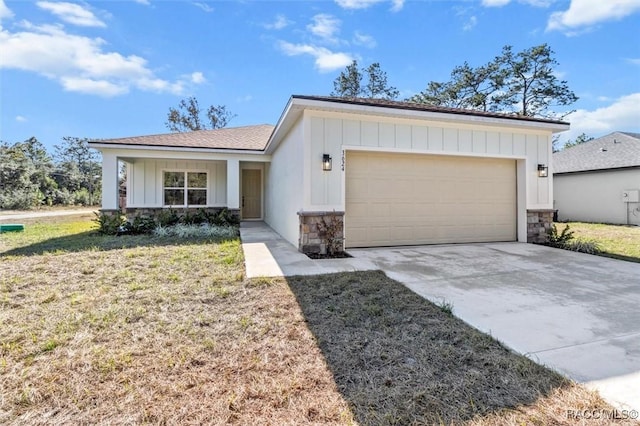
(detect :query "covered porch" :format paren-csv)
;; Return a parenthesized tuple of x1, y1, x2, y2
(99, 148, 270, 220)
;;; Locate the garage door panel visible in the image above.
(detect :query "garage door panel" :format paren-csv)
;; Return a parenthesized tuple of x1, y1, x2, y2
(345, 151, 516, 248)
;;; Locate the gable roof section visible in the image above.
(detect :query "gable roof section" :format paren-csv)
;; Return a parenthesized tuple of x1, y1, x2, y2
(90, 124, 274, 151)
(553, 132, 640, 174)
(266, 95, 570, 154)
(293, 95, 570, 126)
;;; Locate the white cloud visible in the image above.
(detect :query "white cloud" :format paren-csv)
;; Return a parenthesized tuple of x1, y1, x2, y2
(36, 1, 106, 28)
(190, 71, 205, 84)
(560, 93, 640, 143)
(278, 41, 352, 72)
(15, 115, 27, 122)
(192, 2, 213, 13)
(463, 16, 478, 31)
(264, 14, 291, 30)
(236, 95, 253, 102)
(481, 0, 551, 6)
(0, 0, 13, 22)
(335, 0, 405, 11)
(547, 0, 640, 33)
(481, 0, 511, 6)
(627, 58, 640, 66)
(0, 22, 193, 97)
(307, 14, 341, 42)
(353, 31, 376, 48)
(390, 0, 405, 12)
(133, 0, 150, 5)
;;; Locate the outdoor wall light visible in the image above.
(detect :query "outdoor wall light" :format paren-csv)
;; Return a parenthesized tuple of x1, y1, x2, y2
(537, 164, 548, 178)
(322, 154, 332, 171)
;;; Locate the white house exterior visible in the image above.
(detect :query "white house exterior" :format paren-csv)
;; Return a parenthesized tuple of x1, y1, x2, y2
(89, 96, 569, 253)
(553, 132, 640, 226)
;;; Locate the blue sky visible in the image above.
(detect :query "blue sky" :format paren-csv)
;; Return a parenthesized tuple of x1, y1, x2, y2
(1, 0, 639, 152)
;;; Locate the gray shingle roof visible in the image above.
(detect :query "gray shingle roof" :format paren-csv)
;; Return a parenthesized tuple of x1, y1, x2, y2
(553, 132, 640, 174)
(91, 124, 274, 151)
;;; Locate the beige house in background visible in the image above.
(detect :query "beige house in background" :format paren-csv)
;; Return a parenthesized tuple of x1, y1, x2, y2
(553, 131, 640, 226)
(89, 96, 569, 253)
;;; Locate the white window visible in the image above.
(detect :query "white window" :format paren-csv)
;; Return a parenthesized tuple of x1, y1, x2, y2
(163, 171, 207, 206)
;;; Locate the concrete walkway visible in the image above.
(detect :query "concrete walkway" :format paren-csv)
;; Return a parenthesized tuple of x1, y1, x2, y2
(240, 221, 640, 412)
(240, 221, 376, 277)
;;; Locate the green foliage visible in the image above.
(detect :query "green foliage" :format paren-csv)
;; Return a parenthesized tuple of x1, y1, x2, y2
(214, 208, 240, 226)
(409, 43, 578, 119)
(165, 97, 235, 132)
(124, 216, 157, 235)
(94, 211, 126, 235)
(156, 208, 180, 227)
(548, 224, 575, 248)
(547, 224, 601, 254)
(563, 133, 594, 150)
(331, 60, 399, 100)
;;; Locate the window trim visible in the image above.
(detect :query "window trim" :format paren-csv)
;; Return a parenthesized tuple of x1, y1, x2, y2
(162, 170, 209, 207)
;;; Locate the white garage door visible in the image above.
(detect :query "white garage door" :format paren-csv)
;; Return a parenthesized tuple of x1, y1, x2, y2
(345, 151, 517, 248)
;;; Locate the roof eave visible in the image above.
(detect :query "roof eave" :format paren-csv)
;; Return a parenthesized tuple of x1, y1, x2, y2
(88, 142, 267, 155)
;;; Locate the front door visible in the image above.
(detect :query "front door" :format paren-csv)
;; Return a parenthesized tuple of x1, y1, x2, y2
(241, 169, 261, 219)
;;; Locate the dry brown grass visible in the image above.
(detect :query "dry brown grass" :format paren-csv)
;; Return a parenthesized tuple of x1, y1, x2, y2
(1, 226, 353, 425)
(1, 219, 637, 425)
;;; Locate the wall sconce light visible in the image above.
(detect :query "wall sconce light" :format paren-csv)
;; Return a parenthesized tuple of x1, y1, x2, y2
(322, 154, 332, 171)
(537, 164, 548, 178)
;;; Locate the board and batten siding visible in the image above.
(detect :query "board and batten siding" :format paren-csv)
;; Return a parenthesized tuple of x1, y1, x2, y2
(127, 159, 227, 207)
(305, 111, 553, 211)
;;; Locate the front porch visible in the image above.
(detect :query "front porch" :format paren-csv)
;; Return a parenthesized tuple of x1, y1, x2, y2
(99, 150, 269, 221)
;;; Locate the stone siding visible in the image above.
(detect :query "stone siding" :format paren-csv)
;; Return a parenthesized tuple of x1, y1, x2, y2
(298, 211, 345, 255)
(527, 209, 554, 243)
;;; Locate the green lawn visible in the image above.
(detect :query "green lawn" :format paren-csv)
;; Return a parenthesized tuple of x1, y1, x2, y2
(560, 222, 640, 262)
(0, 216, 633, 425)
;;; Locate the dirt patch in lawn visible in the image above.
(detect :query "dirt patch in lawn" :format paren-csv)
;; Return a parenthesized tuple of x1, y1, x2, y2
(287, 271, 637, 425)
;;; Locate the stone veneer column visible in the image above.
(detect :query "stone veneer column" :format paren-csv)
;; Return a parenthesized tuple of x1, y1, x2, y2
(527, 209, 554, 243)
(298, 211, 345, 254)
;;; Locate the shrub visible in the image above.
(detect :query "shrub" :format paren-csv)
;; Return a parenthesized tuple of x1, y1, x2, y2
(156, 208, 180, 227)
(124, 216, 157, 234)
(153, 224, 238, 239)
(214, 208, 239, 226)
(547, 224, 574, 249)
(94, 211, 126, 235)
(547, 224, 601, 255)
(317, 213, 344, 255)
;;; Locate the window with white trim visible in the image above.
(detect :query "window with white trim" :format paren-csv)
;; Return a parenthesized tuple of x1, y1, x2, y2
(163, 171, 207, 206)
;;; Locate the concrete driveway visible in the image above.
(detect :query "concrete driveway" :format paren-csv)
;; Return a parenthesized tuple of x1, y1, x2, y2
(350, 242, 640, 412)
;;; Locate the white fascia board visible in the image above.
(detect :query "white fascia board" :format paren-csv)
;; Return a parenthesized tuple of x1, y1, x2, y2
(89, 144, 271, 162)
(292, 98, 570, 134)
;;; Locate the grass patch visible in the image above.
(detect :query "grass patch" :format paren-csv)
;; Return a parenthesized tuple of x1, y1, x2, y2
(564, 222, 640, 262)
(288, 271, 634, 425)
(0, 218, 633, 424)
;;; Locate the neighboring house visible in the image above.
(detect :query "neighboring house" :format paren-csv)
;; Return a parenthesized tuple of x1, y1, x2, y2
(89, 95, 569, 253)
(553, 132, 640, 226)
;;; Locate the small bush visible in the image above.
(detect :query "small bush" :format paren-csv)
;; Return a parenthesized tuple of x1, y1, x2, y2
(547, 224, 574, 249)
(547, 224, 601, 255)
(94, 211, 126, 235)
(214, 208, 239, 226)
(124, 216, 157, 235)
(567, 239, 601, 254)
(153, 224, 238, 239)
(156, 208, 180, 227)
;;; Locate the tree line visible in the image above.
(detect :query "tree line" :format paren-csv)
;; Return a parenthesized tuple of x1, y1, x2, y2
(0, 137, 101, 210)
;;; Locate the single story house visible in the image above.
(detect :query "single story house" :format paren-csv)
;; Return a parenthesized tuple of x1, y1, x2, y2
(553, 131, 640, 226)
(89, 96, 569, 253)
